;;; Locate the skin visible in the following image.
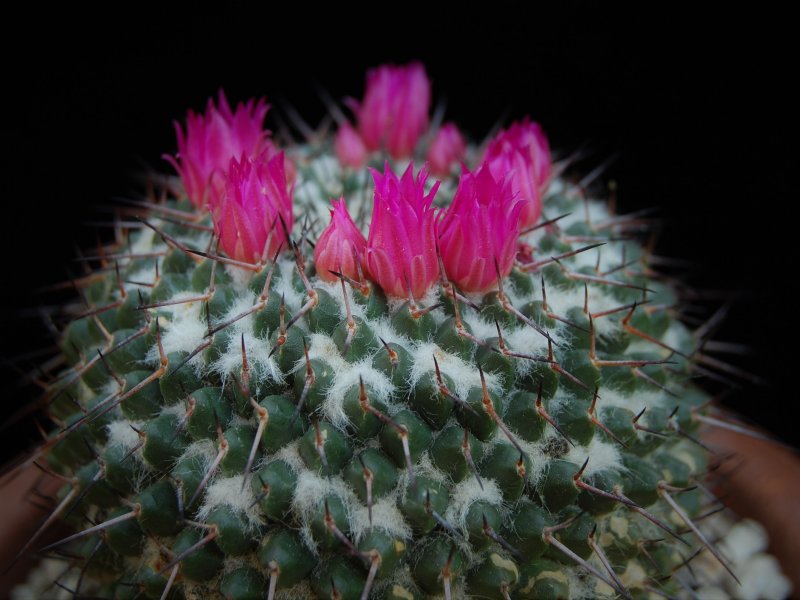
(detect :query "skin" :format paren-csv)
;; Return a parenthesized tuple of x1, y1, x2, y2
(705, 427, 800, 592)
(0, 466, 64, 594)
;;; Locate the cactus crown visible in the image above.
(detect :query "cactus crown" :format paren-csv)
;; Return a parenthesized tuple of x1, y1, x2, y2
(12, 62, 735, 600)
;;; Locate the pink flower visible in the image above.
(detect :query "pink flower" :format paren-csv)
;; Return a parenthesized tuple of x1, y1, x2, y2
(485, 118, 552, 229)
(426, 123, 466, 176)
(438, 166, 522, 293)
(489, 118, 552, 188)
(366, 164, 440, 299)
(353, 63, 431, 159)
(484, 148, 541, 230)
(314, 198, 368, 283)
(334, 122, 367, 169)
(167, 91, 270, 208)
(209, 151, 293, 264)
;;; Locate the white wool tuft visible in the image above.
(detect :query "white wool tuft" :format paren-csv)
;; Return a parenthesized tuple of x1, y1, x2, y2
(407, 342, 500, 400)
(564, 437, 623, 477)
(370, 316, 413, 349)
(461, 310, 501, 342)
(414, 451, 448, 485)
(151, 296, 207, 372)
(196, 475, 263, 530)
(509, 432, 560, 487)
(105, 419, 143, 451)
(570, 240, 626, 275)
(443, 477, 504, 535)
(275, 581, 316, 600)
(271, 439, 305, 472)
(304, 332, 394, 426)
(272, 257, 305, 312)
(160, 401, 188, 420)
(598, 387, 666, 415)
(321, 360, 396, 426)
(350, 495, 411, 543)
(129, 224, 158, 255)
(504, 320, 556, 362)
(211, 329, 284, 389)
(224, 263, 255, 292)
(178, 439, 216, 463)
(292, 471, 352, 523)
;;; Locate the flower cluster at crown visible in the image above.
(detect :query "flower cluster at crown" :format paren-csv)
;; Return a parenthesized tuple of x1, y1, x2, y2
(169, 63, 552, 298)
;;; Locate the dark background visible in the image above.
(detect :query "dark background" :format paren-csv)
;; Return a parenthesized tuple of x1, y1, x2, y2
(2, 9, 792, 463)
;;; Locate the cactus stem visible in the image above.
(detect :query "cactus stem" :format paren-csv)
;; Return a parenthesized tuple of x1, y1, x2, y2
(425, 490, 462, 540)
(360, 550, 381, 600)
(543, 523, 630, 599)
(187, 427, 228, 509)
(40, 504, 141, 553)
(631, 408, 668, 438)
(601, 256, 640, 279)
(632, 367, 679, 396)
(159, 563, 180, 600)
(482, 513, 523, 559)
(267, 560, 279, 600)
(290, 337, 314, 424)
(520, 211, 571, 235)
(242, 403, 269, 492)
(548, 339, 591, 391)
(535, 383, 575, 446)
(313, 418, 331, 479)
(330, 576, 342, 600)
(248, 474, 270, 510)
(358, 453, 374, 527)
(622, 303, 688, 358)
(658, 482, 740, 584)
(433, 355, 479, 417)
(614, 486, 690, 546)
(588, 524, 630, 596)
(442, 543, 457, 600)
(378, 337, 399, 372)
(588, 389, 629, 448)
(519, 242, 606, 272)
(400, 429, 416, 488)
(62, 466, 105, 522)
(338, 273, 356, 357)
(157, 524, 219, 575)
(461, 427, 484, 490)
(478, 364, 527, 459)
(492, 319, 551, 362)
(324, 499, 359, 556)
(495, 260, 555, 344)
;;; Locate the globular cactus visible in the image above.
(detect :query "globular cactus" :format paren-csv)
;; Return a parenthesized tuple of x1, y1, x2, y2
(7, 62, 784, 600)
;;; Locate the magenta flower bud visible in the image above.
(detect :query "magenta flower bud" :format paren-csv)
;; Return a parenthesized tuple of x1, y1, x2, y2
(314, 198, 368, 284)
(438, 166, 522, 293)
(484, 148, 541, 230)
(426, 123, 466, 176)
(334, 122, 367, 169)
(366, 164, 440, 299)
(354, 62, 431, 159)
(485, 118, 552, 229)
(210, 151, 293, 264)
(167, 91, 270, 209)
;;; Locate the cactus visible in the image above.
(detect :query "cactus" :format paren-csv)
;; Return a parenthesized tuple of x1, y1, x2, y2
(7, 62, 771, 599)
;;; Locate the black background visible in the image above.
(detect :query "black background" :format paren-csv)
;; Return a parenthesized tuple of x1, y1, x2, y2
(2, 9, 793, 463)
